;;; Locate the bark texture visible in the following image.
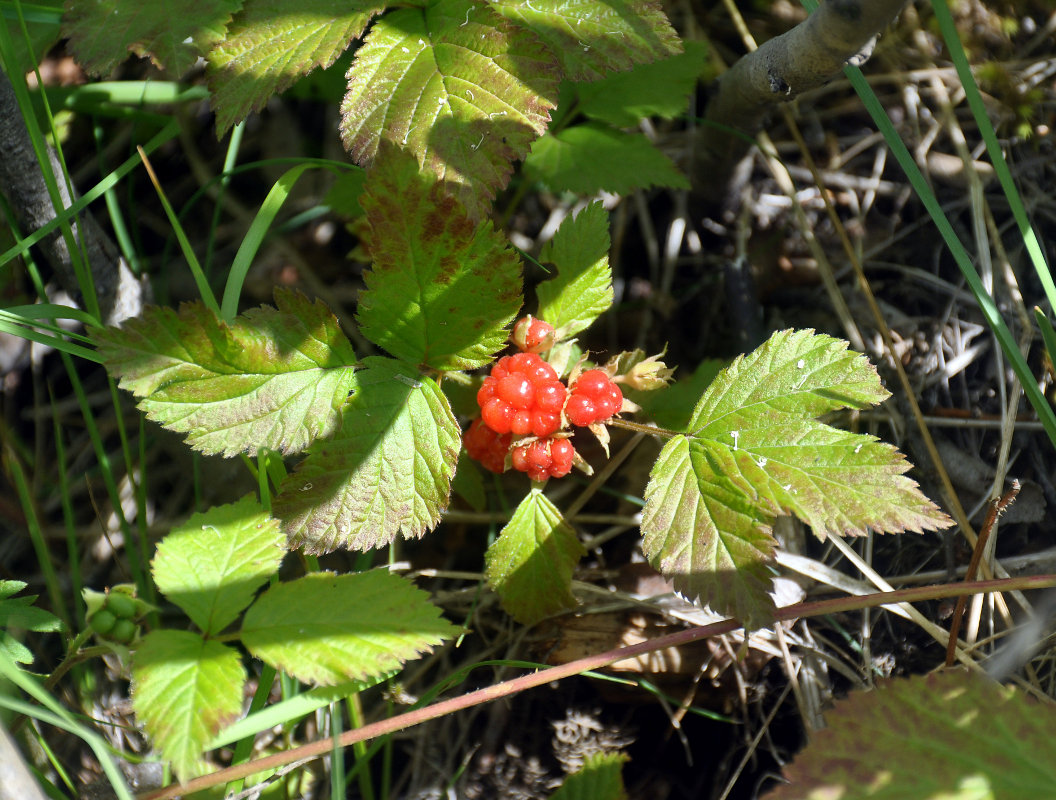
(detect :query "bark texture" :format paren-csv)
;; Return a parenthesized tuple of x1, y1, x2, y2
(0, 70, 145, 324)
(694, 0, 909, 210)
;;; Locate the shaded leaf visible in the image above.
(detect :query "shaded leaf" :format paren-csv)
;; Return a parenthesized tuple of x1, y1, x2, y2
(550, 752, 629, 800)
(357, 145, 522, 370)
(629, 358, 726, 432)
(485, 0, 680, 82)
(577, 40, 708, 127)
(132, 631, 245, 781)
(524, 122, 689, 195)
(485, 488, 585, 624)
(240, 570, 457, 686)
(274, 357, 460, 553)
(0, 582, 62, 666)
(768, 670, 1056, 800)
(94, 289, 356, 457)
(642, 330, 951, 626)
(151, 497, 285, 635)
(207, 0, 385, 134)
(537, 202, 612, 340)
(63, 0, 241, 75)
(340, 0, 560, 216)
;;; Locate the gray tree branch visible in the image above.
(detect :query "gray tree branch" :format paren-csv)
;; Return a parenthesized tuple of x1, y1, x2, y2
(0, 69, 145, 325)
(693, 0, 909, 210)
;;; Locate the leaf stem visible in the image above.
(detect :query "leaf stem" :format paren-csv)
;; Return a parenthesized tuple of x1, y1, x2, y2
(606, 417, 679, 438)
(136, 572, 1056, 800)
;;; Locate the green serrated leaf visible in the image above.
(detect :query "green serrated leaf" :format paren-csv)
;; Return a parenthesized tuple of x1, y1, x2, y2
(524, 122, 689, 195)
(357, 145, 522, 370)
(274, 357, 460, 553)
(485, 488, 585, 624)
(151, 497, 285, 635)
(4, 0, 63, 73)
(769, 670, 1056, 800)
(550, 752, 629, 800)
(641, 330, 951, 626)
(94, 288, 356, 457)
(485, 0, 681, 82)
(0, 581, 28, 601)
(577, 40, 708, 128)
(131, 630, 245, 781)
(207, 0, 385, 134)
(339, 0, 560, 215)
(642, 436, 779, 626)
(62, 0, 242, 75)
(240, 570, 457, 686)
(0, 582, 62, 665)
(537, 201, 612, 340)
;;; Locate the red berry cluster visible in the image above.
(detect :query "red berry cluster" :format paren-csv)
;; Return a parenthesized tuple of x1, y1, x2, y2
(565, 370, 624, 427)
(465, 317, 625, 481)
(477, 352, 566, 438)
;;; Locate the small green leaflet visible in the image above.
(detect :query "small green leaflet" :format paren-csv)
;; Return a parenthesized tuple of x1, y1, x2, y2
(0, 581, 62, 666)
(549, 752, 629, 800)
(63, 0, 241, 75)
(537, 202, 613, 340)
(131, 631, 246, 782)
(485, 488, 585, 624)
(151, 497, 285, 636)
(93, 289, 357, 458)
(240, 570, 457, 686)
(485, 0, 681, 82)
(339, 0, 560, 215)
(274, 357, 460, 553)
(641, 330, 951, 627)
(524, 123, 689, 195)
(357, 146, 522, 371)
(208, 0, 386, 134)
(577, 40, 709, 128)
(769, 671, 1056, 800)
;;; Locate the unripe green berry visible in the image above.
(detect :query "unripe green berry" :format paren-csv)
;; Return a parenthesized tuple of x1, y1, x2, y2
(89, 609, 118, 636)
(109, 618, 138, 645)
(105, 592, 138, 620)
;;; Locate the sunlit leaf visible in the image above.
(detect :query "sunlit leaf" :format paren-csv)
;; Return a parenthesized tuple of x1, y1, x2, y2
(151, 497, 285, 635)
(642, 330, 951, 626)
(340, 0, 560, 216)
(94, 289, 356, 457)
(357, 145, 522, 370)
(132, 631, 245, 781)
(240, 570, 457, 685)
(274, 357, 460, 553)
(485, 488, 585, 624)
(537, 202, 612, 340)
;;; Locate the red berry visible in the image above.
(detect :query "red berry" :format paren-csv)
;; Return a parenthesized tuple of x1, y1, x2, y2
(526, 440, 552, 470)
(481, 397, 514, 434)
(491, 356, 512, 379)
(527, 467, 550, 482)
(476, 377, 498, 408)
(535, 380, 566, 414)
(565, 394, 596, 427)
(528, 360, 558, 382)
(511, 445, 531, 472)
(550, 439, 574, 476)
(573, 370, 610, 399)
(464, 418, 510, 473)
(512, 316, 555, 353)
(594, 383, 623, 419)
(497, 375, 534, 409)
(510, 410, 532, 436)
(531, 411, 560, 437)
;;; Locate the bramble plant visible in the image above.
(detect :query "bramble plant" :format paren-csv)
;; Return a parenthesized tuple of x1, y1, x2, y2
(0, 0, 996, 793)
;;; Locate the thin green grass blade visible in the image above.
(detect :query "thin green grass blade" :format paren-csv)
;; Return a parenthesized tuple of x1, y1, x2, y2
(220, 162, 335, 321)
(137, 147, 220, 314)
(205, 120, 245, 277)
(1034, 307, 1056, 369)
(930, 0, 1055, 311)
(796, 0, 1056, 449)
(2, 437, 69, 627)
(0, 656, 135, 800)
(0, 319, 98, 361)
